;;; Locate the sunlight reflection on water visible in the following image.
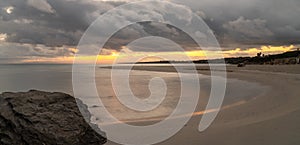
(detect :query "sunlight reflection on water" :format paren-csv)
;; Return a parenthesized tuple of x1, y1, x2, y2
(0, 64, 269, 123)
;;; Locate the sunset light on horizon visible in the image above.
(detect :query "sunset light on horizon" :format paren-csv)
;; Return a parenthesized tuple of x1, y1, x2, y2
(16, 45, 297, 64)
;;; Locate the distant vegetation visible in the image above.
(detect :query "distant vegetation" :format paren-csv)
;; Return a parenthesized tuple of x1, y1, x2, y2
(137, 50, 300, 65)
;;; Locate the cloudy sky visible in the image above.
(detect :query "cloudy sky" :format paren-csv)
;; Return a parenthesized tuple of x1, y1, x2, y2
(0, 0, 299, 64)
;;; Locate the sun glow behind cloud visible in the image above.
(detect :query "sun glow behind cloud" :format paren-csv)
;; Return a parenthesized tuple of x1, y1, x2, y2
(223, 45, 295, 57)
(4, 6, 14, 14)
(0, 33, 7, 41)
(20, 45, 297, 64)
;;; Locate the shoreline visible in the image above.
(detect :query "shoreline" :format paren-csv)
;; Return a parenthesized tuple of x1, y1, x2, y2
(1, 64, 299, 144)
(106, 65, 300, 145)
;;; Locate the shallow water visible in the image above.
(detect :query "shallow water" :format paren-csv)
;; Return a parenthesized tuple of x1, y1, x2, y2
(0, 64, 269, 122)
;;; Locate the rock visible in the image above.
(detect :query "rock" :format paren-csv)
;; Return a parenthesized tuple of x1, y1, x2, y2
(237, 63, 246, 67)
(0, 90, 107, 145)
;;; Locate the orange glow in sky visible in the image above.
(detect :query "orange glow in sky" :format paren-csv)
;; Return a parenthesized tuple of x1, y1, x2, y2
(21, 45, 297, 64)
(223, 45, 295, 57)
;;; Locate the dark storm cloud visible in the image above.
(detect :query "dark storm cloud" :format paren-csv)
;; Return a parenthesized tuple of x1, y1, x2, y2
(0, 0, 299, 57)
(104, 22, 199, 52)
(172, 0, 300, 49)
(0, 0, 124, 46)
(84, 0, 300, 50)
(0, 42, 77, 58)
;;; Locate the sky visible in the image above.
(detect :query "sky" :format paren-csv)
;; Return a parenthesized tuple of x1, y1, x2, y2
(0, 0, 299, 64)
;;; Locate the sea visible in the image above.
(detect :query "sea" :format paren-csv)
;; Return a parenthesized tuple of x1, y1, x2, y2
(0, 64, 269, 123)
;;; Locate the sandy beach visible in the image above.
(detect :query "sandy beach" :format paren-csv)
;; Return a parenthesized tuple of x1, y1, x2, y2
(105, 64, 300, 145)
(1, 64, 299, 145)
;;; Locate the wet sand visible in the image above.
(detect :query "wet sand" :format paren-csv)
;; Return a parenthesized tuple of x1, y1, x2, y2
(105, 65, 300, 145)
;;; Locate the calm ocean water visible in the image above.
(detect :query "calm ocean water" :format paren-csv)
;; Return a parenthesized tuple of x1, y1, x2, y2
(0, 64, 225, 94)
(0, 64, 268, 121)
(0, 64, 74, 94)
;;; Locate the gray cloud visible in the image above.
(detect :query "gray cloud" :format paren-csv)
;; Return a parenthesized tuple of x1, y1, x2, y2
(223, 17, 273, 38)
(0, 42, 76, 57)
(172, 0, 300, 48)
(0, 0, 124, 47)
(27, 0, 56, 14)
(103, 21, 198, 52)
(0, 42, 77, 64)
(0, 0, 300, 63)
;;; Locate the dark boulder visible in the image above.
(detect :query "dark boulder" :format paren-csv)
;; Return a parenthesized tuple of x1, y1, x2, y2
(237, 63, 246, 67)
(0, 90, 106, 145)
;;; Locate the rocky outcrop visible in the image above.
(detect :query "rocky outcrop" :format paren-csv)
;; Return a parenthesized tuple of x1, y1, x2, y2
(237, 63, 246, 67)
(0, 90, 106, 145)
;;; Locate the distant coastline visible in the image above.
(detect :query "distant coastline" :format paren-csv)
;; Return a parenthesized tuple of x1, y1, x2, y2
(136, 50, 300, 65)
